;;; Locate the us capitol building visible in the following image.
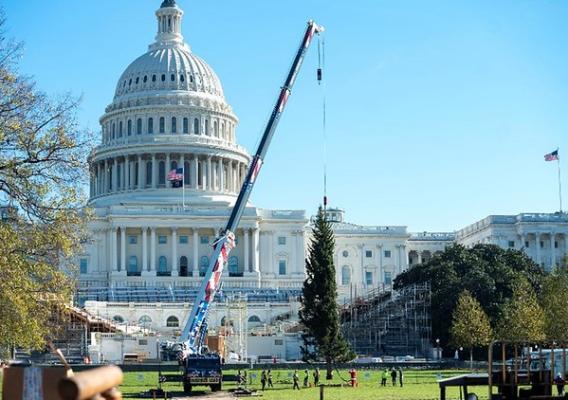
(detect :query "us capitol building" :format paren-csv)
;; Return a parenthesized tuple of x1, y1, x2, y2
(79, 0, 568, 337)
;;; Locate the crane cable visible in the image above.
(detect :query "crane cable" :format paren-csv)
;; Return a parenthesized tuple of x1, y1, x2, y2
(317, 35, 327, 212)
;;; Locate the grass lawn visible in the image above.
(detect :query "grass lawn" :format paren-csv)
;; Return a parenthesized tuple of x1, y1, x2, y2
(118, 368, 487, 399)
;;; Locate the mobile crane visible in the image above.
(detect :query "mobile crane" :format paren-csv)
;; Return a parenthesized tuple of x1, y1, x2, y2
(172, 20, 325, 393)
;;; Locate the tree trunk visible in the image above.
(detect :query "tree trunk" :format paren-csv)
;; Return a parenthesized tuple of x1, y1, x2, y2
(470, 348, 473, 371)
(326, 357, 333, 380)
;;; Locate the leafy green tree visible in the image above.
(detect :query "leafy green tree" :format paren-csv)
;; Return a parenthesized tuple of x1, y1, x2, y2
(300, 206, 354, 379)
(0, 14, 91, 357)
(540, 269, 568, 341)
(497, 278, 545, 342)
(450, 290, 493, 368)
(394, 244, 543, 351)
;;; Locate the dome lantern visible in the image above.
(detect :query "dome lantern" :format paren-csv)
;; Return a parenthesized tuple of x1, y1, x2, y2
(153, 0, 185, 50)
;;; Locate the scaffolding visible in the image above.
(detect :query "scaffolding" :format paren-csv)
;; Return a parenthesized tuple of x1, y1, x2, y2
(340, 283, 432, 357)
(221, 294, 248, 362)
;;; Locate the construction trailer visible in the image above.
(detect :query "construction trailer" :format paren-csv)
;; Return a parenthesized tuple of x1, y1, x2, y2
(340, 283, 432, 358)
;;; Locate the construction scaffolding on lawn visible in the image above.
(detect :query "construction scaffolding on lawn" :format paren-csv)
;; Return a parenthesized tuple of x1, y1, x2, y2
(340, 283, 432, 358)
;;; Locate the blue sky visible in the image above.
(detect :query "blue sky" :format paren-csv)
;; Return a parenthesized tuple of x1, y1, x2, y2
(5, 1, 568, 231)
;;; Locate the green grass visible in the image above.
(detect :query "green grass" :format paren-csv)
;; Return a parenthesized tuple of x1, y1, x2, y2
(118, 368, 487, 399)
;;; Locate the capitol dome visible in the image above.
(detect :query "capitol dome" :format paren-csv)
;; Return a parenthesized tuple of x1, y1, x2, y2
(88, 0, 250, 207)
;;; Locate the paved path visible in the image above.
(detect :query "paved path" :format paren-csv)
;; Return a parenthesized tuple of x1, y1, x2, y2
(172, 391, 235, 400)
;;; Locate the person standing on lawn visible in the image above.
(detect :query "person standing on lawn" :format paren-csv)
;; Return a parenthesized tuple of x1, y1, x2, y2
(303, 369, 309, 387)
(293, 370, 301, 390)
(313, 367, 320, 386)
(391, 368, 397, 386)
(267, 369, 274, 388)
(260, 370, 267, 391)
(398, 367, 404, 387)
(381, 368, 388, 386)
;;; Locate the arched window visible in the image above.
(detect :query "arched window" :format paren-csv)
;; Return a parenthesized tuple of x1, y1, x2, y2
(113, 315, 124, 323)
(205, 119, 209, 136)
(158, 256, 168, 276)
(171, 117, 177, 133)
(200, 256, 209, 277)
(221, 123, 225, 139)
(152, 74, 156, 82)
(158, 161, 166, 185)
(248, 315, 261, 324)
(139, 315, 152, 327)
(161, 74, 166, 82)
(171, 160, 177, 171)
(118, 121, 123, 136)
(228, 256, 239, 277)
(159, 117, 165, 133)
(180, 256, 189, 277)
(127, 120, 132, 136)
(136, 118, 142, 135)
(183, 117, 189, 134)
(214, 121, 219, 137)
(341, 265, 351, 285)
(112, 123, 116, 139)
(127, 256, 138, 276)
(194, 118, 200, 134)
(146, 161, 152, 186)
(148, 118, 154, 134)
(166, 316, 179, 327)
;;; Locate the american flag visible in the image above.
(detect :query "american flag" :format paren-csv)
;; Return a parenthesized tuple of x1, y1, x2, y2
(545, 149, 559, 162)
(167, 168, 184, 181)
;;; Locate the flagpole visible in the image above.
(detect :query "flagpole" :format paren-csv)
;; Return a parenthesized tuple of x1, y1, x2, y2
(558, 157, 563, 213)
(182, 167, 185, 209)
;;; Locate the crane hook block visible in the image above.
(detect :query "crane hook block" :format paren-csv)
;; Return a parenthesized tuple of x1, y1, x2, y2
(317, 68, 323, 82)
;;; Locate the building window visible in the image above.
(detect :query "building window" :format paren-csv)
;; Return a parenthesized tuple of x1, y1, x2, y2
(137, 118, 142, 135)
(205, 119, 209, 135)
(159, 117, 165, 133)
(166, 316, 179, 328)
(159, 161, 166, 184)
(365, 250, 373, 258)
(365, 271, 373, 285)
(229, 256, 240, 276)
(148, 118, 154, 134)
(214, 121, 219, 137)
(278, 236, 286, 245)
(200, 256, 209, 277)
(171, 117, 177, 133)
(384, 271, 392, 285)
(139, 315, 152, 327)
(540, 241, 544, 248)
(342, 250, 349, 258)
(129, 236, 137, 245)
(183, 117, 189, 134)
(158, 256, 168, 276)
(179, 235, 188, 244)
(128, 256, 138, 275)
(248, 315, 261, 324)
(179, 256, 189, 277)
(200, 235, 209, 244)
(555, 241, 558, 248)
(161, 74, 166, 82)
(525, 241, 530, 248)
(158, 235, 167, 244)
(279, 259, 287, 275)
(127, 119, 132, 136)
(341, 265, 350, 285)
(384, 250, 392, 258)
(113, 315, 124, 324)
(146, 161, 152, 185)
(508, 241, 515, 248)
(194, 118, 200, 134)
(118, 121, 123, 137)
(79, 258, 88, 274)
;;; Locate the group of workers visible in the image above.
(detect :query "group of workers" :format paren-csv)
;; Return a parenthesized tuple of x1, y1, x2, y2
(380, 367, 404, 387)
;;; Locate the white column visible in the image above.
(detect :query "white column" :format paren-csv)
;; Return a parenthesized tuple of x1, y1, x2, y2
(418, 252, 423, 264)
(193, 229, 199, 275)
(110, 228, 118, 272)
(535, 233, 541, 267)
(151, 154, 157, 189)
(180, 154, 185, 184)
(172, 228, 178, 277)
(150, 227, 156, 273)
(252, 228, 260, 274)
(192, 156, 199, 189)
(219, 159, 225, 192)
(138, 155, 144, 189)
(201, 159, 207, 190)
(244, 228, 250, 273)
(111, 159, 118, 192)
(166, 153, 171, 174)
(120, 227, 126, 273)
(551, 232, 556, 270)
(233, 162, 238, 192)
(207, 156, 212, 191)
(142, 227, 149, 275)
(103, 160, 108, 193)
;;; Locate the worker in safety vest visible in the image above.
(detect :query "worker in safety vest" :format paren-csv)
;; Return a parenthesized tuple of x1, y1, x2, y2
(349, 368, 358, 387)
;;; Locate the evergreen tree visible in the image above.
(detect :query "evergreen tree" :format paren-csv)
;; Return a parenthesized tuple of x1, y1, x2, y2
(450, 290, 493, 368)
(497, 278, 546, 342)
(299, 206, 354, 379)
(540, 269, 568, 341)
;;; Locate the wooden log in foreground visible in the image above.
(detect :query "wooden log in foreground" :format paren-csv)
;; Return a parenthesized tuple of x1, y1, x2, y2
(58, 365, 123, 400)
